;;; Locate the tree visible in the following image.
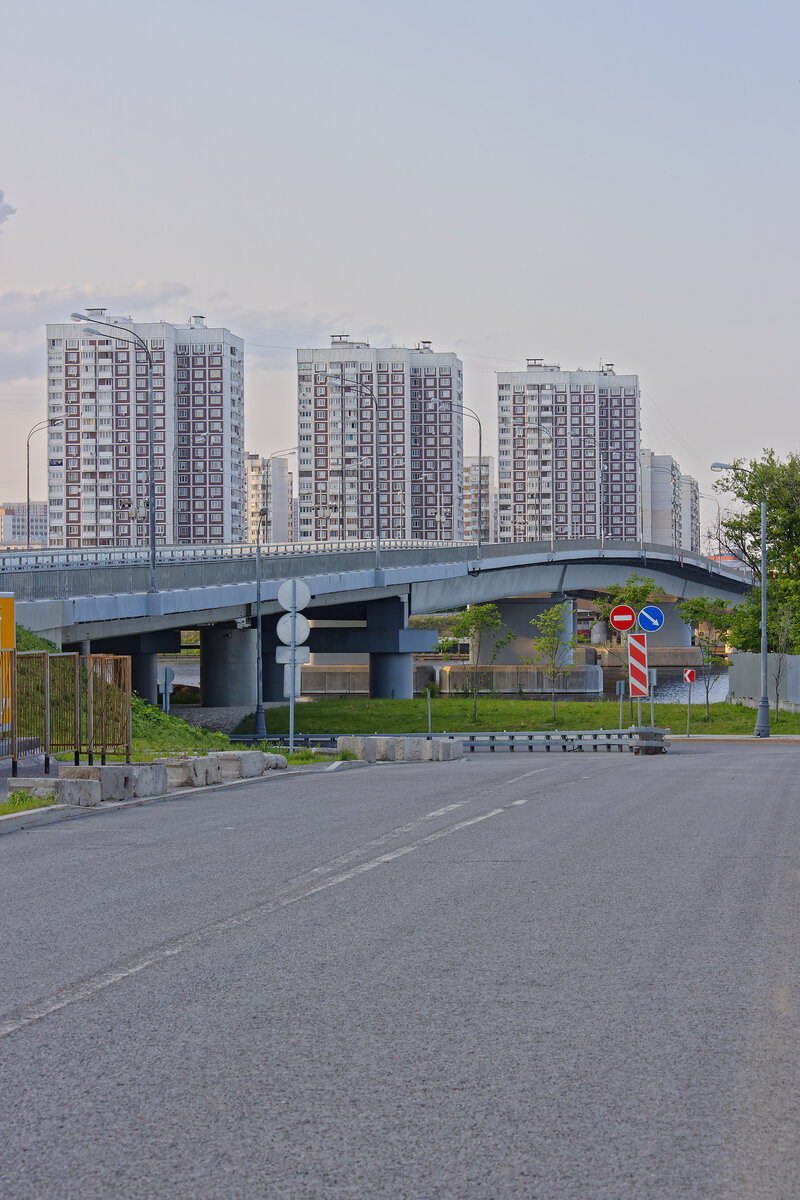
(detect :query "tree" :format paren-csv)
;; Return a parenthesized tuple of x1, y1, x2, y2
(677, 597, 731, 719)
(594, 573, 667, 635)
(522, 601, 578, 722)
(769, 599, 794, 719)
(440, 604, 514, 723)
(714, 451, 800, 581)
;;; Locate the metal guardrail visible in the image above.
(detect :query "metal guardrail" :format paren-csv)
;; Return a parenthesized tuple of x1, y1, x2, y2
(231, 728, 669, 754)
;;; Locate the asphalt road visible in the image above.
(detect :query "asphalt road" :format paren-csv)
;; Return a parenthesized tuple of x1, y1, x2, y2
(1, 743, 798, 1199)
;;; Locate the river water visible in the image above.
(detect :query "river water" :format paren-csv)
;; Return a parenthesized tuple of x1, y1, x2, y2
(652, 670, 729, 705)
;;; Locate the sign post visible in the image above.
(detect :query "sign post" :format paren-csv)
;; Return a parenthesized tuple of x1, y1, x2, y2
(157, 665, 174, 715)
(648, 669, 658, 727)
(277, 579, 311, 755)
(684, 668, 696, 737)
(628, 631, 648, 726)
(615, 678, 625, 730)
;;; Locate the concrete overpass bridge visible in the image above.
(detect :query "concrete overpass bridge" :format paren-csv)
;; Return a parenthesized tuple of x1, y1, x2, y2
(1, 540, 750, 703)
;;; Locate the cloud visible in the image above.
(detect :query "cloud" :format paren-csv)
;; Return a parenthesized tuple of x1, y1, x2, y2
(0, 281, 192, 383)
(0, 190, 15, 229)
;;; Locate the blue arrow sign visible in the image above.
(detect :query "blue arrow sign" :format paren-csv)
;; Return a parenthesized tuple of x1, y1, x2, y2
(638, 605, 665, 632)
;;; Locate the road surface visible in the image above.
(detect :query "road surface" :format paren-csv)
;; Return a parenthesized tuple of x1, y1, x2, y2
(1, 743, 798, 1198)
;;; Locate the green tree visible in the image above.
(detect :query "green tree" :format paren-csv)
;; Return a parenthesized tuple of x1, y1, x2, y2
(440, 604, 514, 723)
(522, 601, 578, 722)
(714, 451, 800, 580)
(594, 573, 667, 636)
(678, 596, 731, 719)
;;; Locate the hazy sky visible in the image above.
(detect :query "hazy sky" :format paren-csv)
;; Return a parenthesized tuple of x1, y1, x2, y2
(1, 0, 797, 542)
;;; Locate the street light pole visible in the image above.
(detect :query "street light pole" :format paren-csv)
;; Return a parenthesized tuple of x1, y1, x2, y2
(711, 461, 769, 737)
(262, 446, 297, 545)
(253, 506, 268, 742)
(445, 401, 483, 560)
(71, 313, 157, 592)
(27, 418, 63, 549)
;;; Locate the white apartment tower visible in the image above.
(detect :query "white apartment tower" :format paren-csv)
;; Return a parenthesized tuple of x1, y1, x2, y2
(680, 474, 700, 553)
(45, 311, 245, 548)
(463, 456, 497, 544)
(244, 452, 294, 543)
(497, 360, 641, 543)
(297, 336, 464, 542)
(640, 449, 700, 552)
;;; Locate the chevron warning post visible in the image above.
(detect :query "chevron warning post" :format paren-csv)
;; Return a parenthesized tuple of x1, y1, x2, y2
(628, 632, 649, 698)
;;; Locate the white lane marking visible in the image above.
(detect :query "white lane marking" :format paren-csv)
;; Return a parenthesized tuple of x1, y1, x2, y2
(511, 798, 530, 806)
(0, 803, 512, 1039)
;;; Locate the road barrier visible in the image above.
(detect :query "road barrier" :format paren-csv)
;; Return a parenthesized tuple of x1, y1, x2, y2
(236, 728, 668, 755)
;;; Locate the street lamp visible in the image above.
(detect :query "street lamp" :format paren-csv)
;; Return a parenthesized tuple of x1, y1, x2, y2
(442, 400, 483, 559)
(711, 461, 769, 738)
(71, 313, 158, 592)
(317, 373, 381, 569)
(27, 417, 63, 549)
(253, 505, 269, 741)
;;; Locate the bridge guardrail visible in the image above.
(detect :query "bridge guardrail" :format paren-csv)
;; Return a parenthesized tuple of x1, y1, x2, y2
(230, 728, 669, 754)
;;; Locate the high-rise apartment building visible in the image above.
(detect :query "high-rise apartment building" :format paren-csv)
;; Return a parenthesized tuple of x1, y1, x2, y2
(45, 311, 245, 548)
(244, 452, 294, 543)
(680, 474, 700, 553)
(296, 336, 464, 542)
(463, 456, 496, 544)
(0, 501, 48, 545)
(497, 360, 641, 542)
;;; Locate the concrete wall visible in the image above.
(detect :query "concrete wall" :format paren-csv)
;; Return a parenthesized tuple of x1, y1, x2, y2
(728, 651, 800, 713)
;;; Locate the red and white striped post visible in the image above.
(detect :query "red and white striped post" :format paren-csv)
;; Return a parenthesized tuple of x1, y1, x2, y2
(628, 632, 648, 726)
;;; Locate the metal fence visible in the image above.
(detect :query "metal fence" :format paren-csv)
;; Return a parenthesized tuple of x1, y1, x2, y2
(0, 650, 132, 774)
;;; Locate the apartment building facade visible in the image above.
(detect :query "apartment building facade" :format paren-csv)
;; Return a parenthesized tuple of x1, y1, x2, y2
(296, 336, 464, 542)
(244, 452, 294, 543)
(45, 311, 245, 548)
(640, 449, 700, 551)
(463, 455, 496, 544)
(497, 360, 641, 543)
(0, 501, 48, 545)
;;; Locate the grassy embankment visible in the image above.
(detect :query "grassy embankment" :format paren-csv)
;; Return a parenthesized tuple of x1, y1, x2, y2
(234, 696, 800, 737)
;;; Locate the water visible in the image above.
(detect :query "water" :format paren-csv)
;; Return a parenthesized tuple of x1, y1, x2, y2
(652, 670, 729, 706)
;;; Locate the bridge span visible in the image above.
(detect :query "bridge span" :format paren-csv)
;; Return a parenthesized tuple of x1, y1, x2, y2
(2, 539, 750, 704)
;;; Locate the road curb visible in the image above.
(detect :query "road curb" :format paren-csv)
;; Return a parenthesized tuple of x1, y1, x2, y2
(0, 805, 72, 835)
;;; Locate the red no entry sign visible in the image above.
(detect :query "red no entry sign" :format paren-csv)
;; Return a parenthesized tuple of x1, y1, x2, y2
(609, 604, 636, 632)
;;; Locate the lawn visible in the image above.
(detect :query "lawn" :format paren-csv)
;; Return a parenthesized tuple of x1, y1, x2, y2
(234, 696, 800, 737)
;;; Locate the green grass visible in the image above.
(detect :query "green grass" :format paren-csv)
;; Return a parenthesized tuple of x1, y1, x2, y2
(233, 696, 800, 737)
(15, 626, 58, 652)
(0, 790, 57, 817)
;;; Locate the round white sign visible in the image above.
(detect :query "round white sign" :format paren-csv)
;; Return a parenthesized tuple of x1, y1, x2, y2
(276, 611, 310, 646)
(277, 578, 311, 612)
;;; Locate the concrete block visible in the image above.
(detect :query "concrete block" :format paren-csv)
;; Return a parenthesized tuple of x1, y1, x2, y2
(269, 753, 288, 770)
(375, 737, 396, 762)
(58, 778, 102, 807)
(336, 737, 375, 763)
(435, 739, 463, 761)
(209, 750, 266, 779)
(402, 737, 421, 762)
(156, 757, 194, 788)
(58, 764, 101, 781)
(155, 757, 217, 788)
(420, 738, 435, 761)
(128, 763, 168, 797)
(7, 778, 59, 801)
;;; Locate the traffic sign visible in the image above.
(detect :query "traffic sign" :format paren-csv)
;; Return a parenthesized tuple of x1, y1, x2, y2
(628, 632, 649, 697)
(277, 612, 310, 645)
(609, 604, 636, 632)
(683, 668, 696, 683)
(275, 645, 310, 665)
(638, 604, 665, 632)
(277, 579, 311, 612)
(157, 666, 175, 685)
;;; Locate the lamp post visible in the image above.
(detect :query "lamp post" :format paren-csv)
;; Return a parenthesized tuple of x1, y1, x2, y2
(442, 401, 483, 559)
(711, 461, 769, 737)
(27, 417, 63, 549)
(699, 492, 723, 563)
(253, 505, 269, 742)
(71, 313, 157, 592)
(318, 373, 381, 569)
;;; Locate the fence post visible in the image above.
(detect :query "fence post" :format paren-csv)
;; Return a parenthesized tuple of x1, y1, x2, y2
(86, 657, 94, 766)
(100, 657, 107, 766)
(42, 651, 51, 775)
(74, 653, 81, 765)
(10, 649, 17, 777)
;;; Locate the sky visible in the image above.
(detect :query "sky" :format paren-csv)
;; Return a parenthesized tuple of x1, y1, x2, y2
(1, 0, 798, 543)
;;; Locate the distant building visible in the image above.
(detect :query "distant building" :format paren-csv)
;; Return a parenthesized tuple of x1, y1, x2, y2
(680, 474, 700, 553)
(244, 452, 294, 543)
(640, 451, 699, 551)
(46, 311, 245, 548)
(0, 501, 48, 545)
(497, 360, 641, 542)
(297, 335, 464, 542)
(463, 455, 496, 544)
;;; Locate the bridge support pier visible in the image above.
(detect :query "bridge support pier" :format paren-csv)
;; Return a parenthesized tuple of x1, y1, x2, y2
(200, 627, 257, 707)
(370, 652, 414, 699)
(131, 653, 158, 704)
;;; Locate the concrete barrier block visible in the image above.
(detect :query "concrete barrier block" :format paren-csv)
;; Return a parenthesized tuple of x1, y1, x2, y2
(215, 750, 266, 778)
(435, 739, 463, 761)
(402, 737, 421, 762)
(7, 778, 59, 801)
(155, 757, 194, 788)
(130, 763, 168, 797)
(420, 738, 435, 761)
(336, 737, 375, 763)
(58, 764, 101, 781)
(375, 737, 396, 762)
(58, 778, 102, 807)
